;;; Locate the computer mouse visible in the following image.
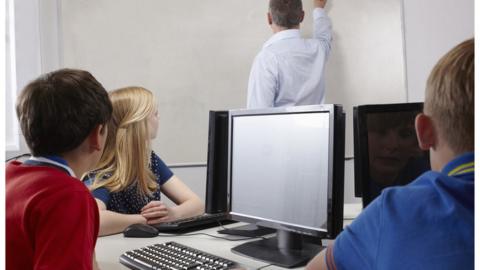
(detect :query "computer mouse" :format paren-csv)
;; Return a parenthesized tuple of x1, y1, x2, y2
(123, 223, 159, 238)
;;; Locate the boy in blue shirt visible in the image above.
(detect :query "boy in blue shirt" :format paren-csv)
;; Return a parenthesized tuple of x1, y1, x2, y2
(306, 39, 474, 270)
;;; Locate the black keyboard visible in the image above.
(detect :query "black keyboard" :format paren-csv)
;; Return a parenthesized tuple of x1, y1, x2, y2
(119, 241, 239, 270)
(152, 213, 227, 232)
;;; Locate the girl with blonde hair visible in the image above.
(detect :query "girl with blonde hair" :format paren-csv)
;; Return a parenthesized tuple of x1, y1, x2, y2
(84, 86, 204, 236)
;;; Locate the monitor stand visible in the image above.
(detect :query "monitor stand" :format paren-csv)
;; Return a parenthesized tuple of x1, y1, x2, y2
(231, 230, 324, 268)
(217, 224, 276, 237)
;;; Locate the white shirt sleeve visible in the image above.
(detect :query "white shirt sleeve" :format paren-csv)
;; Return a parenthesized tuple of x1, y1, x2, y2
(313, 8, 332, 55)
(246, 50, 278, 108)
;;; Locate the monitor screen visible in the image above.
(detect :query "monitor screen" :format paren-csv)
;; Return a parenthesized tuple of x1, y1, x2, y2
(228, 105, 345, 267)
(230, 112, 331, 232)
(354, 103, 430, 207)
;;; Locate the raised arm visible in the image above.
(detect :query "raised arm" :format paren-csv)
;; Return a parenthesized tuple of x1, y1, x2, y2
(313, 0, 332, 53)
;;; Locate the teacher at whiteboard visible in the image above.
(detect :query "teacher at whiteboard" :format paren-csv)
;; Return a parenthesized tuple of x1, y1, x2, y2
(247, 0, 332, 108)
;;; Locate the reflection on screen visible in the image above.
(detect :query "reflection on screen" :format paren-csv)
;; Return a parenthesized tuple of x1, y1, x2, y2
(366, 111, 430, 199)
(231, 112, 331, 231)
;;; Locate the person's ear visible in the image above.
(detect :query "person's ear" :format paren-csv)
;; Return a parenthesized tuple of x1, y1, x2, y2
(89, 124, 104, 151)
(267, 12, 273, 25)
(415, 113, 436, 150)
(299, 11, 305, 23)
(99, 123, 107, 136)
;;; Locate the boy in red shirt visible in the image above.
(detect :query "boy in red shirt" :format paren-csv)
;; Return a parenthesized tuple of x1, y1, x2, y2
(6, 69, 112, 269)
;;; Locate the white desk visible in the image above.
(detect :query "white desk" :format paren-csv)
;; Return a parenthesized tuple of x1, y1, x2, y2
(95, 223, 296, 270)
(95, 204, 362, 270)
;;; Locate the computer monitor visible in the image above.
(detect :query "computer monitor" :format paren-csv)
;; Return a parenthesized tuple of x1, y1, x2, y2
(228, 105, 345, 268)
(205, 111, 229, 214)
(205, 111, 275, 235)
(353, 103, 430, 207)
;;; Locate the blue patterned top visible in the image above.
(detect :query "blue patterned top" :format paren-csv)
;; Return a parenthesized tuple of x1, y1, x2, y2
(83, 151, 173, 214)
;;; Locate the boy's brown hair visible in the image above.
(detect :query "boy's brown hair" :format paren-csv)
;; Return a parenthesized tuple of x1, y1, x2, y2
(16, 68, 113, 156)
(424, 38, 474, 154)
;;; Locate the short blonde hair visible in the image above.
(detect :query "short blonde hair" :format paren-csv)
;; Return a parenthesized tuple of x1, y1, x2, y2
(424, 38, 474, 154)
(91, 86, 158, 195)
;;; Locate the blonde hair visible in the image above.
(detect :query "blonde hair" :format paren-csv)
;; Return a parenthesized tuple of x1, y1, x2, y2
(424, 38, 474, 154)
(91, 87, 158, 195)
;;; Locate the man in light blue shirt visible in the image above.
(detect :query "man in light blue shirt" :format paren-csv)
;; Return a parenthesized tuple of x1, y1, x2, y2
(247, 0, 332, 108)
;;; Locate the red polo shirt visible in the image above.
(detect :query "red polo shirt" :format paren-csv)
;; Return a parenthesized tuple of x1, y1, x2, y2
(6, 161, 99, 269)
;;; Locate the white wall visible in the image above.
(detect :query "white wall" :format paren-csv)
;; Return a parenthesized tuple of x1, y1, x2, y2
(6, 0, 62, 160)
(38, 0, 63, 73)
(343, 160, 360, 204)
(324, 0, 406, 158)
(6, 0, 19, 152)
(403, 0, 474, 101)
(5, 0, 42, 159)
(164, 166, 207, 207)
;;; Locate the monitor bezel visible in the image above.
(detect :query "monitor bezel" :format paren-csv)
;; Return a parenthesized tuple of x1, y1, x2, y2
(227, 105, 343, 239)
(353, 102, 425, 207)
(205, 110, 229, 214)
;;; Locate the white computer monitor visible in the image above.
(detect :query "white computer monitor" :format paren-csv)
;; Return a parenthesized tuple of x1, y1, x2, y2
(228, 105, 345, 268)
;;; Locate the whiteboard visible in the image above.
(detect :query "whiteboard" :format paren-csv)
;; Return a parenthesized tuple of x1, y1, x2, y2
(403, 0, 474, 102)
(61, 0, 406, 164)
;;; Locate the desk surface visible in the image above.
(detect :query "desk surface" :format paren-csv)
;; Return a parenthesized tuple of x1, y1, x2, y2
(95, 223, 303, 270)
(95, 204, 362, 270)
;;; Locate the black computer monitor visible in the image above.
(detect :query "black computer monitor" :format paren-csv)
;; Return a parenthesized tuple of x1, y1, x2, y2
(228, 105, 345, 268)
(353, 103, 430, 207)
(205, 111, 229, 214)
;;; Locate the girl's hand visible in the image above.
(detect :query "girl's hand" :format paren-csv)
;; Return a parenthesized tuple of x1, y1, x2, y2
(140, 201, 174, 224)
